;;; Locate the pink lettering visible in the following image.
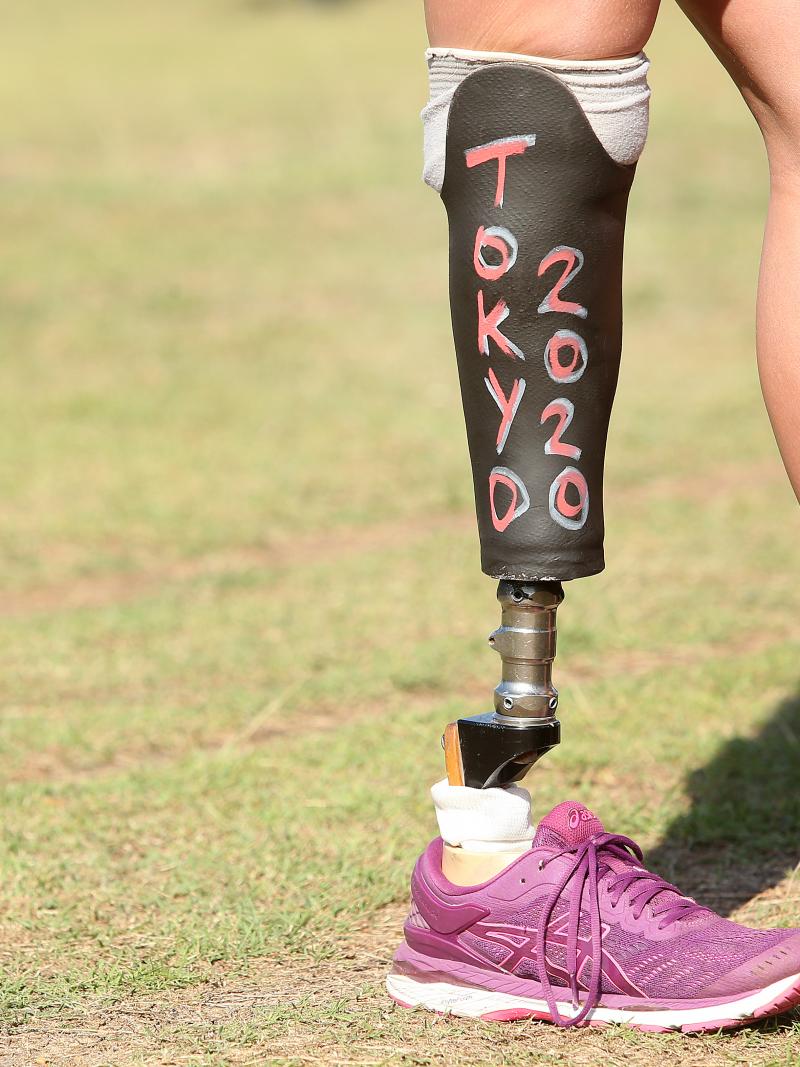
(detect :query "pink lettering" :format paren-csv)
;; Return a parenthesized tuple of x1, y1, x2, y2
(464, 135, 537, 208)
(537, 246, 588, 318)
(478, 291, 525, 360)
(544, 330, 588, 383)
(540, 398, 581, 459)
(473, 225, 519, 281)
(489, 466, 530, 532)
(549, 466, 589, 531)
(485, 367, 526, 454)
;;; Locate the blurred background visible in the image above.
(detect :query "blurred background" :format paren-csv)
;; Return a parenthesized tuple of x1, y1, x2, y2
(1, 1, 798, 1063)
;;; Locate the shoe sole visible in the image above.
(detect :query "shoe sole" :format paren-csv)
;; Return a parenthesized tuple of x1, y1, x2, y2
(386, 968, 800, 1033)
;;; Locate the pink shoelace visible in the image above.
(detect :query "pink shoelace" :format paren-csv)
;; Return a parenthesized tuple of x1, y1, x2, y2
(535, 831, 704, 1027)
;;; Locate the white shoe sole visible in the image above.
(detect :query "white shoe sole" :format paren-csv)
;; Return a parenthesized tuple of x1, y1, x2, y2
(386, 970, 800, 1033)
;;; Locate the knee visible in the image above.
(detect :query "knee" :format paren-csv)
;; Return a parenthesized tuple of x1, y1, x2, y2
(760, 118, 800, 196)
(741, 81, 800, 190)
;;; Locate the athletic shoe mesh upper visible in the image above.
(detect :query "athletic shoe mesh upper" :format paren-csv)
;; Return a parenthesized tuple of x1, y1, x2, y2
(408, 801, 800, 1024)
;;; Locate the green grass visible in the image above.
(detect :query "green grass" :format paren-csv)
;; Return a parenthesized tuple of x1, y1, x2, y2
(0, 0, 799, 1064)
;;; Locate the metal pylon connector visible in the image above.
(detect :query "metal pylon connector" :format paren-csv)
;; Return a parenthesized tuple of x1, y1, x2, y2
(489, 580, 564, 719)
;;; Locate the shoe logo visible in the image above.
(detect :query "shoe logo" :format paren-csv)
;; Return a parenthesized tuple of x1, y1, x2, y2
(475, 917, 645, 997)
(568, 807, 594, 830)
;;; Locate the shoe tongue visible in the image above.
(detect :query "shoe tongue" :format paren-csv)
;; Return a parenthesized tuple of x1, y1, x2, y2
(533, 803, 708, 924)
(533, 801, 605, 849)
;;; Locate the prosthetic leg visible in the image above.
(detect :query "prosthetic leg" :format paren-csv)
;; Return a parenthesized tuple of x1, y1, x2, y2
(387, 52, 800, 1032)
(434, 63, 636, 858)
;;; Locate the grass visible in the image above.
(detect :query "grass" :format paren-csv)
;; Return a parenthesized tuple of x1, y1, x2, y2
(0, 0, 799, 1064)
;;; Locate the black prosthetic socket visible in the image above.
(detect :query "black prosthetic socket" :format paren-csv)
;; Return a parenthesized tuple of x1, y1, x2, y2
(445, 579, 563, 789)
(442, 64, 635, 581)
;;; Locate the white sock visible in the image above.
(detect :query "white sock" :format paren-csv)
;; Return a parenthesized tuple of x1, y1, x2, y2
(431, 777, 535, 852)
(421, 47, 651, 193)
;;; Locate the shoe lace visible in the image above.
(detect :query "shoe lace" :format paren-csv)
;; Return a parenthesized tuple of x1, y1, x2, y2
(536, 831, 705, 1027)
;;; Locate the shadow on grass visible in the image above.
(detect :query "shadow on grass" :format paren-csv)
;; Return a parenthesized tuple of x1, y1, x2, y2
(648, 687, 800, 918)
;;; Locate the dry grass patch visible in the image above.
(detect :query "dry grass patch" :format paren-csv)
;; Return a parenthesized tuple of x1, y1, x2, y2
(3, 904, 799, 1067)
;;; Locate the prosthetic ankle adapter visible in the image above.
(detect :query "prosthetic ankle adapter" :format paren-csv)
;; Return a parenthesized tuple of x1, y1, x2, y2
(439, 64, 635, 788)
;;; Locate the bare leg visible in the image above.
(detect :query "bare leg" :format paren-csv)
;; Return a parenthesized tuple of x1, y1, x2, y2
(679, 0, 800, 499)
(424, 0, 661, 59)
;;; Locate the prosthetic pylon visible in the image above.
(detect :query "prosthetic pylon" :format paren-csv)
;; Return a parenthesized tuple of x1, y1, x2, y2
(443, 579, 562, 788)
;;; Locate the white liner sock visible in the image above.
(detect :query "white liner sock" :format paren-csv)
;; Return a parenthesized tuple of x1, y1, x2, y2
(422, 47, 651, 193)
(431, 778, 535, 852)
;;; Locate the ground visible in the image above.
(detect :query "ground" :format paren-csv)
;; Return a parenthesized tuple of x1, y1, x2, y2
(0, 0, 799, 1064)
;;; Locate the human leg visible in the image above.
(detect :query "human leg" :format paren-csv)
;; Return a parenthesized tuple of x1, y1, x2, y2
(678, 0, 800, 498)
(424, 0, 659, 59)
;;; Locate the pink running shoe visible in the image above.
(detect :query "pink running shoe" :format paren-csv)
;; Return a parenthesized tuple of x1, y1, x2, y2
(387, 802, 800, 1032)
